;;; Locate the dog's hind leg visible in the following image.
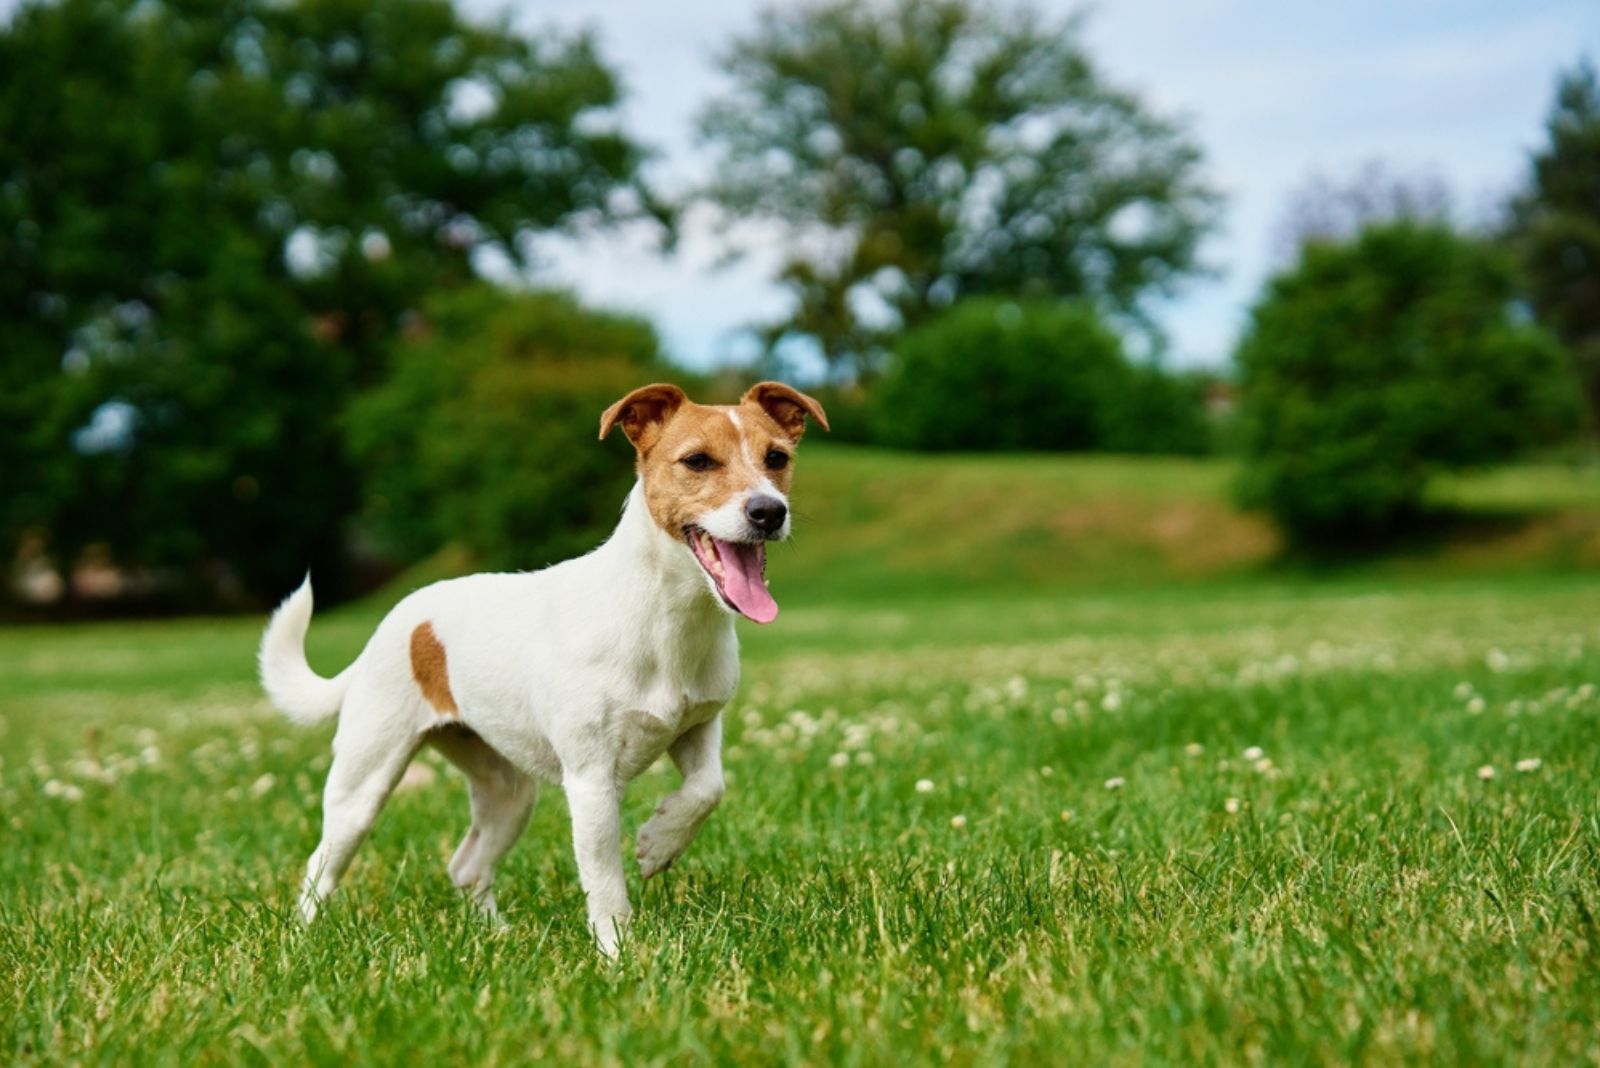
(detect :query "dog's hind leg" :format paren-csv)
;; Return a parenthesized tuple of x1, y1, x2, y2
(298, 693, 421, 924)
(429, 726, 536, 921)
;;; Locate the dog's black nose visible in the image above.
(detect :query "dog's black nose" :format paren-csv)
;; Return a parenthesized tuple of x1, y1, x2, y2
(745, 495, 788, 534)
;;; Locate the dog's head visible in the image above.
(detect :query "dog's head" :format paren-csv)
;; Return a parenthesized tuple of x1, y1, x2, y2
(599, 381, 829, 623)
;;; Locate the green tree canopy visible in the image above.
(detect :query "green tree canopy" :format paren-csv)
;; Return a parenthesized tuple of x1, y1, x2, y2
(0, 0, 647, 603)
(1236, 223, 1584, 545)
(1510, 57, 1600, 430)
(347, 287, 673, 572)
(872, 298, 1209, 453)
(698, 0, 1219, 375)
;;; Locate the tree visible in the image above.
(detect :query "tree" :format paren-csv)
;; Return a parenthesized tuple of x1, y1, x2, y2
(1236, 223, 1584, 545)
(872, 298, 1208, 453)
(1510, 57, 1600, 430)
(698, 0, 1218, 376)
(348, 287, 673, 572)
(0, 0, 647, 604)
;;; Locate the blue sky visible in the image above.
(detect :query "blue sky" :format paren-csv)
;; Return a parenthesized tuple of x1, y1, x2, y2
(465, 0, 1599, 373)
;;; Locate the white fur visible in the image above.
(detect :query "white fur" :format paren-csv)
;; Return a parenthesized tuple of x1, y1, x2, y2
(257, 576, 352, 725)
(260, 480, 741, 956)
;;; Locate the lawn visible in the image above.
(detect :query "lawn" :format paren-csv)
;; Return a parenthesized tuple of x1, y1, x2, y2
(3, 450, 1600, 1065)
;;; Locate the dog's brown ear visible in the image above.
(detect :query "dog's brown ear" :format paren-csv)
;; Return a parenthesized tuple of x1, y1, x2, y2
(599, 383, 688, 451)
(742, 381, 830, 441)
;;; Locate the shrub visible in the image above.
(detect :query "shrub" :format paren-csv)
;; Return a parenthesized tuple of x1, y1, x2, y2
(1101, 366, 1214, 456)
(348, 288, 676, 571)
(871, 299, 1207, 453)
(1235, 223, 1585, 544)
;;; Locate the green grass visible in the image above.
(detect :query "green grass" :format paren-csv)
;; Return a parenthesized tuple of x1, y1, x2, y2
(4, 449, 1600, 1064)
(748, 446, 1600, 598)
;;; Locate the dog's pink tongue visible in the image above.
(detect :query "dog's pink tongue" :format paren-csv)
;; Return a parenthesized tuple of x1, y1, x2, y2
(716, 539, 778, 623)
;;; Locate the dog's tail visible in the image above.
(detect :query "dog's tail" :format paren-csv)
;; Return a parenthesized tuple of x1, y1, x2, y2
(258, 575, 351, 726)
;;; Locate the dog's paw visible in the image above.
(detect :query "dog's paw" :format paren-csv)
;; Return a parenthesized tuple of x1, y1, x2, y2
(636, 817, 684, 880)
(592, 912, 629, 959)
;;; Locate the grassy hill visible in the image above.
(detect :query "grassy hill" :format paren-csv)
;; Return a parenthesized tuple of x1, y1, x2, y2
(374, 445, 1600, 611)
(782, 445, 1600, 597)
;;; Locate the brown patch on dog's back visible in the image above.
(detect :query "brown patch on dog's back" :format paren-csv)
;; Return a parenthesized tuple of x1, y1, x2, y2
(410, 621, 459, 716)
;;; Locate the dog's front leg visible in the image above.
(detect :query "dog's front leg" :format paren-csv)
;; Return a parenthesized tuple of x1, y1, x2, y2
(637, 715, 725, 879)
(564, 771, 631, 957)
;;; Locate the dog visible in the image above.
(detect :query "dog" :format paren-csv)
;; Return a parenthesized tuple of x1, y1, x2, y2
(258, 381, 828, 955)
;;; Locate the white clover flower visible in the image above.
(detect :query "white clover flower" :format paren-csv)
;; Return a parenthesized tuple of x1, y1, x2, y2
(1514, 758, 1542, 773)
(853, 751, 875, 766)
(1476, 765, 1496, 781)
(1224, 797, 1242, 814)
(250, 773, 276, 798)
(1059, 809, 1074, 822)
(828, 752, 850, 769)
(1242, 746, 1265, 761)
(1038, 766, 1053, 778)
(1101, 692, 1122, 712)
(43, 779, 63, 798)
(1453, 682, 1473, 700)
(1184, 743, 1204, 757)
(1253, 757, 1274, 774)
(950, 814, 968, 829)
(915, 778, 935, 794)
(1104, 776, 1125, 791)
(1486, 649, 1510, 673)
(60, 784, 83, 803)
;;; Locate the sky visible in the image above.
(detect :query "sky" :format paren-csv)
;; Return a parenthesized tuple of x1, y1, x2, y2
(3, 0, 1594, 373)
(460, 0, 1600, 374)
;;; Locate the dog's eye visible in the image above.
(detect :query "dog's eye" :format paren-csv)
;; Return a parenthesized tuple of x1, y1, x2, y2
(681, 453, 716, 472)
(765, 449, 790, 471)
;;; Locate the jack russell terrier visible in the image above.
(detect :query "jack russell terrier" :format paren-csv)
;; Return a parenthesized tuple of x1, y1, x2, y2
(259, 381, 828, 955)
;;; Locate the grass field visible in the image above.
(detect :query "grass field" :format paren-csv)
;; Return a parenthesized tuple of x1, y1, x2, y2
(4, 449, 1600, 1064)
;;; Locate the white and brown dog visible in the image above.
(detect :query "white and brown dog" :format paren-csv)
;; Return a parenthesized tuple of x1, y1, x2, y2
(259, 381, 827, 955)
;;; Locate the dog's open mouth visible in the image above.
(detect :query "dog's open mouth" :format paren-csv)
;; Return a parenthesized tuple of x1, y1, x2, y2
(685, 526, 778, 624)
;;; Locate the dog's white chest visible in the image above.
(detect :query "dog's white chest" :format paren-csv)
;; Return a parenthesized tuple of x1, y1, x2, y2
(614, 689, 727, 780)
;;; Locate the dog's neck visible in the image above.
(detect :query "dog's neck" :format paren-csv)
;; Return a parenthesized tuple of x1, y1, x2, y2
(590, 480, 731, 635)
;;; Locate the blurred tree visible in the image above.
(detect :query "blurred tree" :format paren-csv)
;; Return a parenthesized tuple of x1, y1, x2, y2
(0, 0, 648, 604)
(1509, 57, 1600, 431)
(348, 287, 673, 571)
(872, 298, 1207, 453)
(698, 0, 1218, 376)
(1236, 223, 1584, 546)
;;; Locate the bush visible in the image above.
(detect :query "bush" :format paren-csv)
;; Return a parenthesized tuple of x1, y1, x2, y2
(1236, 223, 1585, 544)
(871, 299, 1208, 453)
(348, 288, 676, 571)
(1101, 366, 1214, 456)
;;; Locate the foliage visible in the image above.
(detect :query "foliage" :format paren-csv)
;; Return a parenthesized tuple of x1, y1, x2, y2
(348, 288, 670, 571)
(0, 0, 646, 603)
(871, 299, 1208, 453)
(1100, 365, 1213, 456)
(1509, 57, 1600, 430)
(1236, 223, 1584, 544)
(698, 0, 1218, 374)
